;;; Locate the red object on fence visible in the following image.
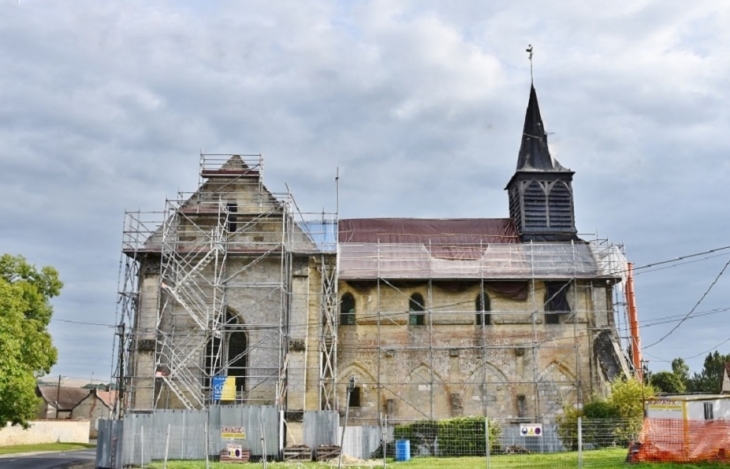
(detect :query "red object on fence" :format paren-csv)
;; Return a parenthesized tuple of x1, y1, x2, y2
(633, 418, 730, 463)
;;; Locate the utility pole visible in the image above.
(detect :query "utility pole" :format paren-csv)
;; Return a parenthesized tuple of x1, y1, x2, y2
(116, 323, 126, 418)
(55, 374, 62, 419)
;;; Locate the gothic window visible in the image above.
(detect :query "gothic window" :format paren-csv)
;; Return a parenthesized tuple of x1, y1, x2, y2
(204, 309, 247, 399)
(409, 293, 425, 326)
(545, 281, 570, 325)
(340, 293, 356, 325)
(476, 291, 491, 326)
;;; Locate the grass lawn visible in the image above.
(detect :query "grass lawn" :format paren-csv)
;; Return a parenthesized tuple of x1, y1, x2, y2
(0, 442, 96, 455)
(145, 448, 730, 469)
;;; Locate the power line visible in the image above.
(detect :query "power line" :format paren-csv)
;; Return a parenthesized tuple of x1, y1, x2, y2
(54, 318, 116, 327)
(644, 256, 730, 349)
(633, 245, 730, 271)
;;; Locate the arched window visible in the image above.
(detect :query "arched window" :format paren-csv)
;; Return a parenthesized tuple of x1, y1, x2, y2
(476, 291, 491, 326)
(204, 309, 248, 400)
(340, 293, 356, 325)
(409, 293, 425, 326)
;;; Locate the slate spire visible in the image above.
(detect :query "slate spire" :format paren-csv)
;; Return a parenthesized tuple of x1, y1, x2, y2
(515, 85, 566, 171)
(506, 84, 577, 242)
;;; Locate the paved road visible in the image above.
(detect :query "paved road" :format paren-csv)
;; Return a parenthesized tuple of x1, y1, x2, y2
(0, 448, 96, 469)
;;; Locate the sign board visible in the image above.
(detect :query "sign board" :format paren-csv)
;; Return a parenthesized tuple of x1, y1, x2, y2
(221, 376, 236, 401)
(212, 375, 237, 402)
(647, 400, 682, 412)
(221, 426, 246, 439)
(519, 423, 543, 437)
(212, 375, 226, 401)
(227, 444, 243, 459)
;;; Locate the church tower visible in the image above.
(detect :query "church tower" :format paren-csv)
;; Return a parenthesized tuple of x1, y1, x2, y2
(506, 85, 577, 242)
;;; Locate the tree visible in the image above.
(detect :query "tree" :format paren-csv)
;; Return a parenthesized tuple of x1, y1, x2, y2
(687, 351, 730, 393)
(671, 358, 690, 385)
(609, 377, 654, 442)
(0, 254, 62, 427)
(650, 371, 686, 394)
(556, 378, 654, 448)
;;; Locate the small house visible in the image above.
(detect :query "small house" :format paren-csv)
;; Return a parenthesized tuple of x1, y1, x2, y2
(71, 389, 117, 438)
(36, 385, 90, 420)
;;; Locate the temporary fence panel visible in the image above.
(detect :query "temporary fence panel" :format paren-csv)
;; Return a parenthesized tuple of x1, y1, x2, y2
(634, 417, 730, 463)
(339, 425, 382, 460)
(98, 404, 281, 467)
(96, 419, 123, 469)
(209, 404, 280, 458)
(303, 410, 339, 449)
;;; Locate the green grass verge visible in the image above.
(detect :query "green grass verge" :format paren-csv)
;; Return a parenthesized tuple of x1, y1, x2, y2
(0, 442, 96, 455)
(144, 448, 730, 469)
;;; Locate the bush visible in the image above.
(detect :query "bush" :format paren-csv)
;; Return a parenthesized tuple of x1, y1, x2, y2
(392, 417, 501, 457)
(556, 378, 654, 449)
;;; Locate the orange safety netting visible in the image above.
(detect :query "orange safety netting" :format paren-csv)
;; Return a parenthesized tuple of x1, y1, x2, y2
(631, 418, 730, 463)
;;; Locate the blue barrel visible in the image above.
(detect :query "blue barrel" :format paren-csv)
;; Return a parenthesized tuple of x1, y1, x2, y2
(395, 439, 411, 461)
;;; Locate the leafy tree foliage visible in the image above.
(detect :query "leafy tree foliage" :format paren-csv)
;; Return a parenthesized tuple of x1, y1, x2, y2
(556, 377, 654, 448)
(650, 371, 686, 394)
(0, 254, 62, 427)
(671, 358, 690, 385)
(686, 351, 730, 393)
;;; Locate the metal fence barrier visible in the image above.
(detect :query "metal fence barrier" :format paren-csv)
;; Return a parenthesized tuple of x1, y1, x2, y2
(98, 414, 644, 468)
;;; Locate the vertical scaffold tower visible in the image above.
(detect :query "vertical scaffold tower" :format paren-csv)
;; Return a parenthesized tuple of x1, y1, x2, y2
(115, 154, 338, 414)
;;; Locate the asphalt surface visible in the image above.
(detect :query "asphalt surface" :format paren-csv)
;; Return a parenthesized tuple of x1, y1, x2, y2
(0, 448, 96, 469)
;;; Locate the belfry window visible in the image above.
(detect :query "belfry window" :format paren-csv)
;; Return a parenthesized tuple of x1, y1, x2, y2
(409, 293, 425, 326)
(340, 293, 356, 325)
(476, 291, 491, 326)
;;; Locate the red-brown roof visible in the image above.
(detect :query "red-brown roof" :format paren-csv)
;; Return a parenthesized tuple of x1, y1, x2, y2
(338, 218, 520, 245)
(95, 389, 118, 408)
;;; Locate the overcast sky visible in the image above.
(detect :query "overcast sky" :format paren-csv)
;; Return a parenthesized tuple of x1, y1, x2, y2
(3, 0, 730, 384)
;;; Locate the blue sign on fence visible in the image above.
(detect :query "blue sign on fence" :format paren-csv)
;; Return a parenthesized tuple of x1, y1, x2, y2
(212, 375, 226, 401)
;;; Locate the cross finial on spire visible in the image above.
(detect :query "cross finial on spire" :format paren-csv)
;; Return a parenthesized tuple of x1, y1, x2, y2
(526, 44, 534, 83)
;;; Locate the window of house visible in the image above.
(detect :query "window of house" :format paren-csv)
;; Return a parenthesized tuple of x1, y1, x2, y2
(704, 402, 714, 420)
(340, 293, 356, 326)
(544, 281, 570, 325)
(476, 291, 491, 326)
(226, 202, 238, 232)
(409, 293, 425, 326)
(349, 386, 361, 407)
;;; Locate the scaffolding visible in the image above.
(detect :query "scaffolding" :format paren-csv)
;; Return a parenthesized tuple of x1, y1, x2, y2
(114, 154, 632, 426)
(334, 236, 632, 426)
(115, 154, 337, 413)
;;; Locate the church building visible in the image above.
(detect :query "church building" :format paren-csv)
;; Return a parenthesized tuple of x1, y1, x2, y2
(118, 83, 632, 427)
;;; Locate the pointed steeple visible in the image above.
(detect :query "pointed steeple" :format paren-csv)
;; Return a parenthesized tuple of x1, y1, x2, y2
(516, 85, 566, 171)
(506, 84, 577, 242)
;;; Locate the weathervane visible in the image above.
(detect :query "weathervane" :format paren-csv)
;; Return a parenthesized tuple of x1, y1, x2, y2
(526, 44, 534, 83)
